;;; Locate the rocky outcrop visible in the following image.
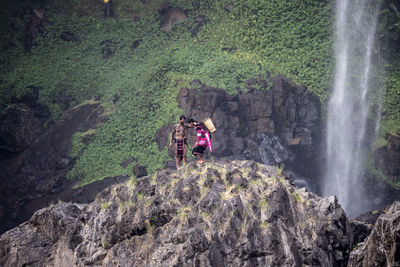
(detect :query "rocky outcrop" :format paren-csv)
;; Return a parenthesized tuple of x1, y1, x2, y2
(373, 132, 400, 184)
(0, 85, 49, 159)
(349, 219, 373, 246)
(160, 8, 187, 32)
(0, 104, 44, 153)
(0, 101, 118, 234)
(349, 201, 400, 266)
(61, 31, 79, 42)
(25, 9, 50, 50)
(158, 76, 321, 173)
(0, 161, 352, 266)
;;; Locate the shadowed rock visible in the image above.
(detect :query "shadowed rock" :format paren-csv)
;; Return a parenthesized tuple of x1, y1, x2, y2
(349, 201, 400, 266)
(0, 101, 114, 234)
(61, 32, 79, 42)
(373, 133, 400, 184)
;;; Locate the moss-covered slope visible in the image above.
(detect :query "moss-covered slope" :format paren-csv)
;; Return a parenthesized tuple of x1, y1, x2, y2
(0, 0, 399, 185)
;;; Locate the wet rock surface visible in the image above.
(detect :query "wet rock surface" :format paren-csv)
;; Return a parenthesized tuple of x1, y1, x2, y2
(0, 161, 352, 267)
(349, 201, 400, 266)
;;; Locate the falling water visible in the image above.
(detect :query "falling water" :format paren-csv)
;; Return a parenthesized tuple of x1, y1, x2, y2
(324, 0, 381, 216)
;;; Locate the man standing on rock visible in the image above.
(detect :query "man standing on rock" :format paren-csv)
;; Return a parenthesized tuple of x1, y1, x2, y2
(169, 116, 190, 169)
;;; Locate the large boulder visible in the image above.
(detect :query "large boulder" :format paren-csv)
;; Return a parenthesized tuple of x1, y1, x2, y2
(0, 160, 352, 266)
(158, 76, 321, 170)
(160, 8, 187, 32)
(349, 201, 400, 266)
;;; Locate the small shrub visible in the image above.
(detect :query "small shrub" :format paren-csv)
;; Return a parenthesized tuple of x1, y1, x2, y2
(101, 202, 109, 210)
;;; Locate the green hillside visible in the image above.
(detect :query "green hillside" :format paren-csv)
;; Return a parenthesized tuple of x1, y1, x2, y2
(0, 0, 399, 186)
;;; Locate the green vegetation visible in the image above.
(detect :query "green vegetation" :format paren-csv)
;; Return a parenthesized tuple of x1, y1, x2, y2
(101, 237, 111, 249)
(258, 197, 268, 209)
(259, 221, 269, 228)
(381, 56, 400, 135)
(370, 138, 388, 153)
(101, 202, 110, 210)
(275, 163, 285, 177)
(0, 0, 399, 187)
(136, 192, 144, 200)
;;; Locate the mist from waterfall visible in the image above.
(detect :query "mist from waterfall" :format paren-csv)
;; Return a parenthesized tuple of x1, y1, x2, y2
(324, 0, 381, 216)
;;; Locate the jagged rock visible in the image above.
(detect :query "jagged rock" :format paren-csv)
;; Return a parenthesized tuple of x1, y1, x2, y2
(133, 164, 147, 178)
(0, 161, 352, 266)
(349, 219, 373, 245)
(348, 201, 400, 266)
(160, 8, 187, 32)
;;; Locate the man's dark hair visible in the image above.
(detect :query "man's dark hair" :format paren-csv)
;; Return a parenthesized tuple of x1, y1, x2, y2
(188, 118, 196, 123)
(180, 115, 186, 120)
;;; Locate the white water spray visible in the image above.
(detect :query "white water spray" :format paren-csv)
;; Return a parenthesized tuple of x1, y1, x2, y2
(324, 0, 381, 216)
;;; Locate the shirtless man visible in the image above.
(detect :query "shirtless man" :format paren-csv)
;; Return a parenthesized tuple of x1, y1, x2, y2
(169, 116, 190, 168)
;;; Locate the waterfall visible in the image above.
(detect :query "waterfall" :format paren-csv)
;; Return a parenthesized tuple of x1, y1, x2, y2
(324, 0, 381, 216)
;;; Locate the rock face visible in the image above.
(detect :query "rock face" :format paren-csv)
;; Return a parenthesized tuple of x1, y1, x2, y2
(0, 103, 44, 153)
(349, 201, 400, 266)
(158, 76, 321, 173)
(160, 8, 187, 32)
(0, 101, 123, 234)
(373, 133, 400, 184)
(0, 161, 352, 266)
(0, 85, 49, 159)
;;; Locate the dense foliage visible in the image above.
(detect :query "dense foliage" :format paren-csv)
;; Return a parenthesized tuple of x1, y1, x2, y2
(0, 0, 398, 185)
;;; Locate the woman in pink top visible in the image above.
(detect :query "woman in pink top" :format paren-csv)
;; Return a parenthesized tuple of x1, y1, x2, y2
(189, 119, 212, 163)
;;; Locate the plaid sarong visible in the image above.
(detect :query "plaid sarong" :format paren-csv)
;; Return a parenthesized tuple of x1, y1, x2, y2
(175, 139, 187, 160)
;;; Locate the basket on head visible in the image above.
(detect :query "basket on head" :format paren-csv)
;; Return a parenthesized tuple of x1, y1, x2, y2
(202, 118, 216, 133)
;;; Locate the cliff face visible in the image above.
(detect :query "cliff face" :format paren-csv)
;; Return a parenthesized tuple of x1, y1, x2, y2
(349, 201, 400, 267)
(0, 161, 351, 266)
(373, 133, 400, 185)
(158, 76, 321, 172)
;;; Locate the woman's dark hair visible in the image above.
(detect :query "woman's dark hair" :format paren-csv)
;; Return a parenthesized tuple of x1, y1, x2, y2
(188, 118, 196, 123)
